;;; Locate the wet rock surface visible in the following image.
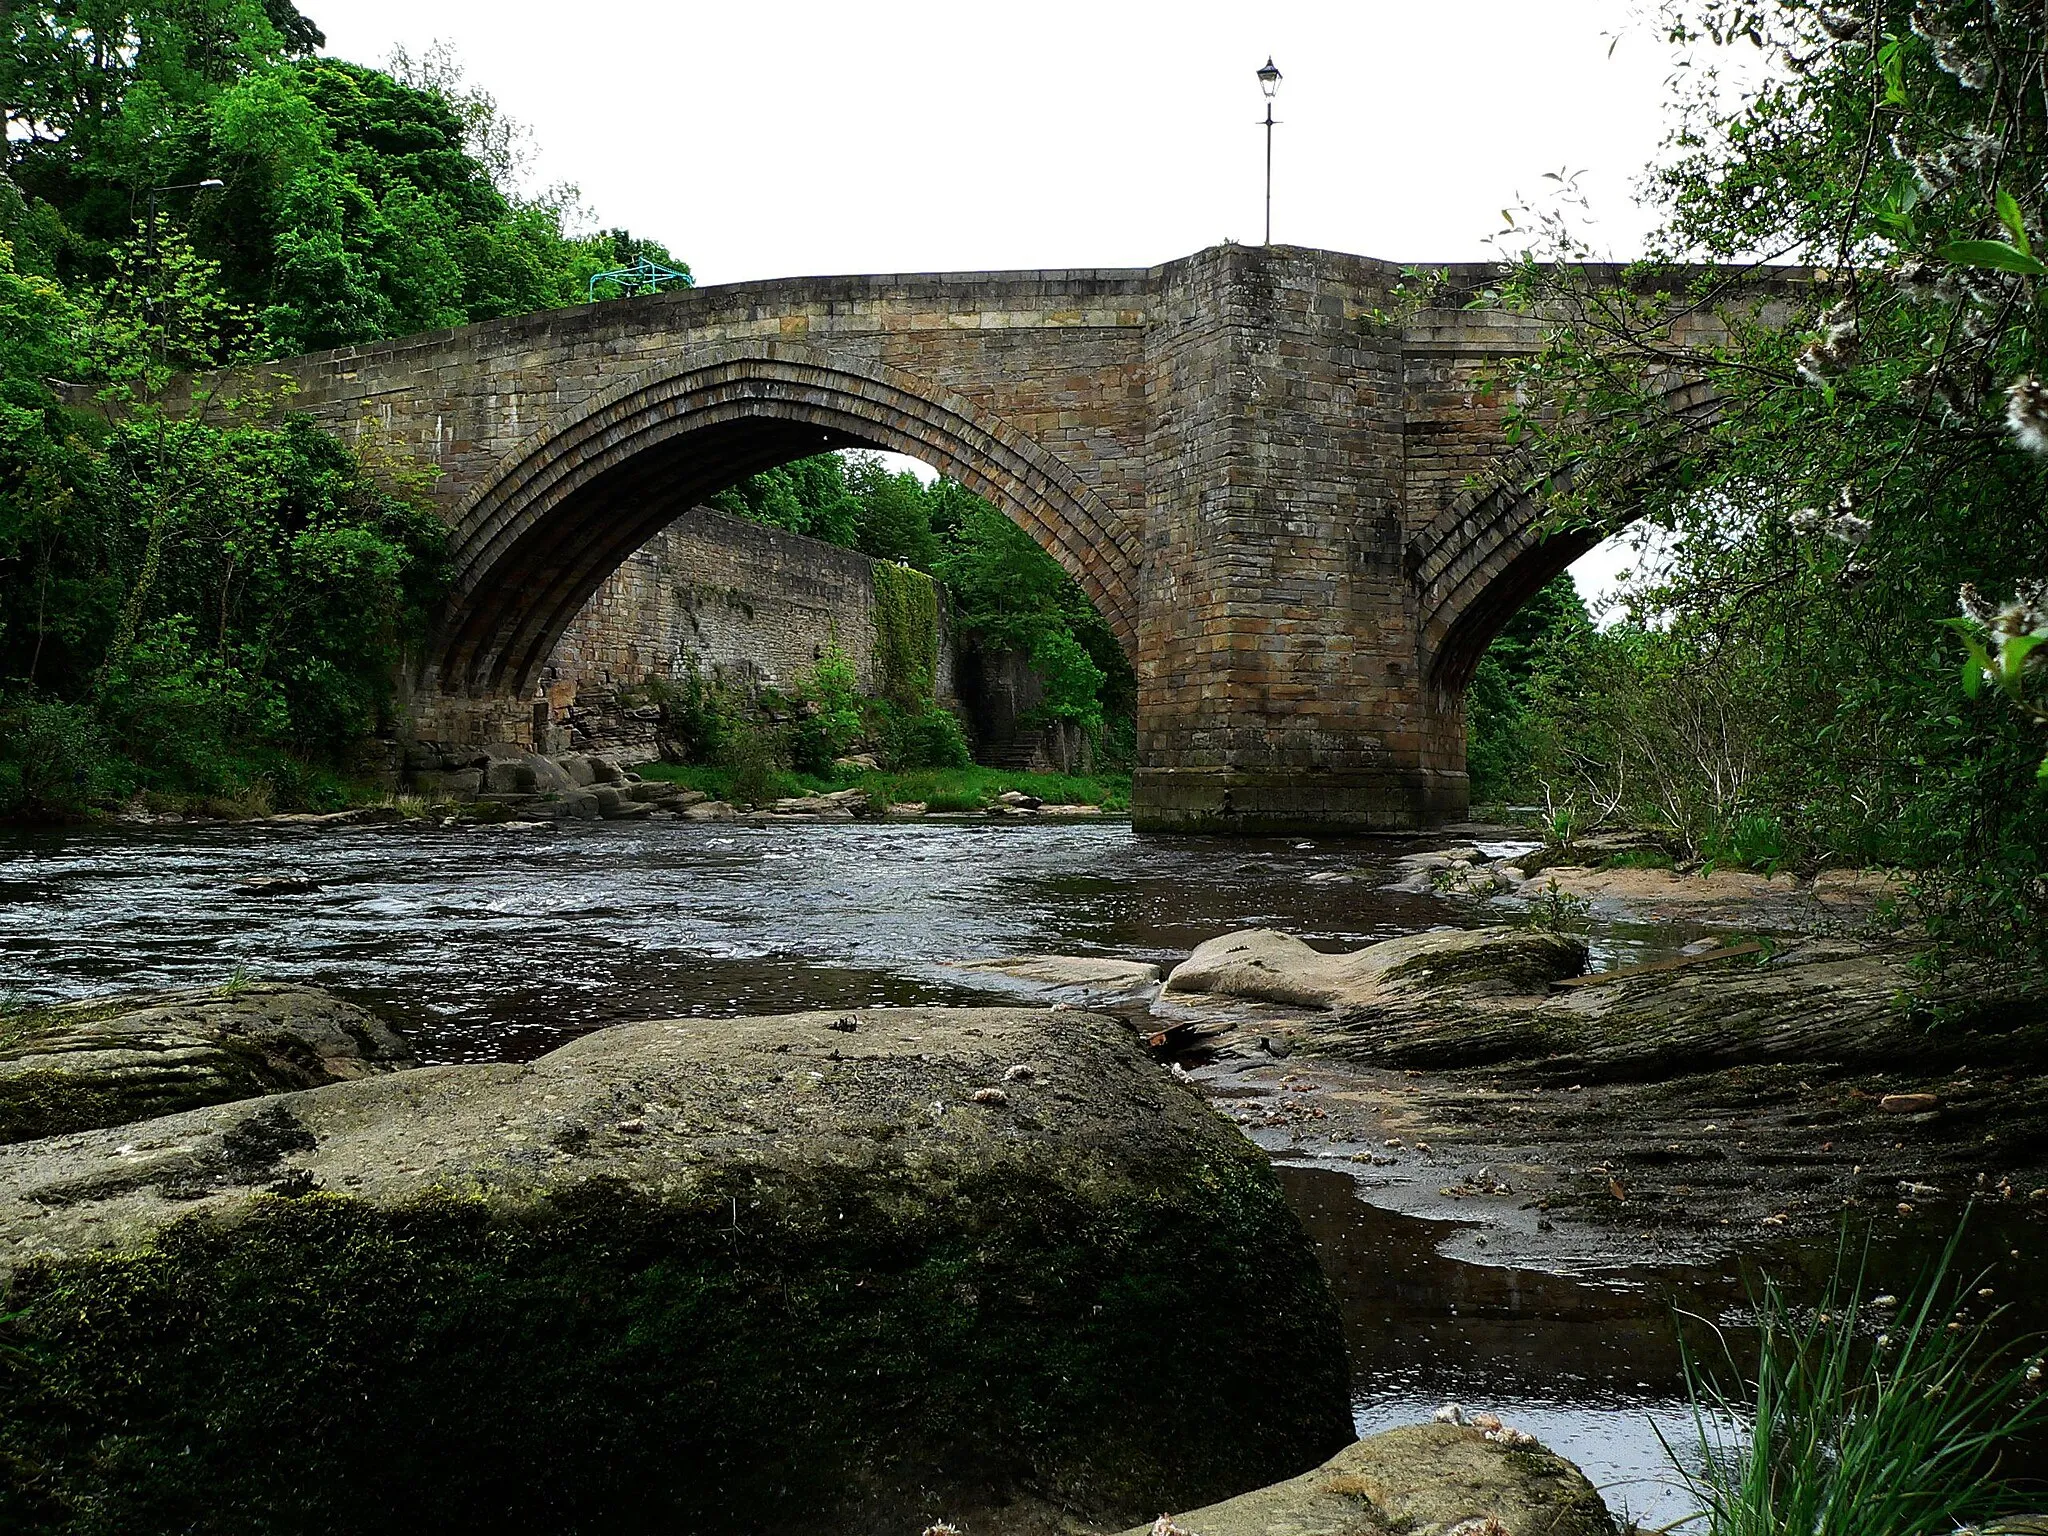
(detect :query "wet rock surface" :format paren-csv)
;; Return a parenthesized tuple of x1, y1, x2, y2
(1387, 836, 1907, 931)
(1162, 927, 1586, 1015)
(0, 984, 414, 1144)
(950, 954, 1163, 1005)
(1108, 1422, 1613, 1536)
(0, 1006, 1350, 1535)
(1159, 928, 2048, 1264)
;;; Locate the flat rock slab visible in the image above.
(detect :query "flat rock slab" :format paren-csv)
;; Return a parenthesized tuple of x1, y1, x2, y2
(1111, 1423, 1612, 1536)
(0, 1006, 1349, 1535)
(0, 984, 414, 1144)
(952, 954, 1163, 1002)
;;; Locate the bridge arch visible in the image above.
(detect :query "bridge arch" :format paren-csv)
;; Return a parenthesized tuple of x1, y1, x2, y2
(425, 342, 1142, 702)
(1412, 380, 1717, 698)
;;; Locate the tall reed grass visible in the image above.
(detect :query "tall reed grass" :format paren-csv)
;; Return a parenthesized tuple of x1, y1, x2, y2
(1668, 1217, 2046, 1536)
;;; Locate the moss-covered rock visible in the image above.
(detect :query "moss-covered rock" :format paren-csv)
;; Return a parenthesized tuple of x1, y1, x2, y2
(1111, 1422, 1613, 1536)
(0, 984, 414, 1144)
(1162, 927, 1587, 1014)
(0, 1006, 1351, 1535)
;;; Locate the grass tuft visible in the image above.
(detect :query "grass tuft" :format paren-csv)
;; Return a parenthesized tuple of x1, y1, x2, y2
(1669, 1216, 2048, 1536)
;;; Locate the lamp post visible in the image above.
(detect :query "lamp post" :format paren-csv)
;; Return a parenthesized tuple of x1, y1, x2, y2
(139, 178, 225, 295)
(1257, 57, 1281, 245)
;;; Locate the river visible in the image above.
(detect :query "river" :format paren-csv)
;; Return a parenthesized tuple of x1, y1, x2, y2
(3, 816, 2040, 1525)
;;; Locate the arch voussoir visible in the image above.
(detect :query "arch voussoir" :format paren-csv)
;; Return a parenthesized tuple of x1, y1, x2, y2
(429, 342, 1139, 700)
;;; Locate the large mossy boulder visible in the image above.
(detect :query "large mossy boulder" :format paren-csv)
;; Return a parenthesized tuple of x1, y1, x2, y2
(0, 1006, 1351, 1535)
(1112, 1423, 1613, 1536)
(0, 984, 414, 1144)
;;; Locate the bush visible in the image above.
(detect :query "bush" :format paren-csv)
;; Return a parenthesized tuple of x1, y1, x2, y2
(785, 647, 864, 775)
(878, 702, 972, 771)
(0, 695, 117, 814)
(719, 720, 779, 808)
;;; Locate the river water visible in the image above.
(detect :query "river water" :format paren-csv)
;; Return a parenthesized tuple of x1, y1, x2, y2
(2, 817, 2040, 1525)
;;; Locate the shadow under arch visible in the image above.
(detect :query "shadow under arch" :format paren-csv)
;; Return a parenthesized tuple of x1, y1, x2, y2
(1413, 380, 1718, 700)
(427, 343, 1142, 702)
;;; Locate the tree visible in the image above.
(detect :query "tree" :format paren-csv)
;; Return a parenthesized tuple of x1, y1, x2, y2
(1487, 0, 2048, 942)
(1465, 575, 1591, 805)
(4, 15, 681, 355)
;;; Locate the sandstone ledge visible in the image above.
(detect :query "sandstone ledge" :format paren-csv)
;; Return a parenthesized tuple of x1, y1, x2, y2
(0, 984, 413, 1144)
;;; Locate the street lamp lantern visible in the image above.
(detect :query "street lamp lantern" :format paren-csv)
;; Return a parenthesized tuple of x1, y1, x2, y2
(1257, 58, 1282, 244)
(197, 178, 225, 190)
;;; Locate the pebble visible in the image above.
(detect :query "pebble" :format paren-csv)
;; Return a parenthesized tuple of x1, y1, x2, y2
(972, 1087, 1008, 1106)
(1003, 1064, 1036, 1082)
(1879, 1093, 1940, 1114)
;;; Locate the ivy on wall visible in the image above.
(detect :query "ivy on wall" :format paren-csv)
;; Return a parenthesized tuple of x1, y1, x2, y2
(871, 563, 940, 707)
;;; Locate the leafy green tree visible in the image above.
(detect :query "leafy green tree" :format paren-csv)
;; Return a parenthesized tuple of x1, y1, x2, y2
(845, 454, 937, 569)
(5, 10, 681, 355)
(1465, 575, 1590, 805)
(932, 498, 1133, 729)
(709, 454, 860, 546)
(0, 220, 445, 811)
(0, 10, 682, 814)
(1486, 0, 2048, 945)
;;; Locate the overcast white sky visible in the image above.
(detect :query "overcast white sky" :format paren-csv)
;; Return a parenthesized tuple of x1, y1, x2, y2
(313, 1, 1691, 604)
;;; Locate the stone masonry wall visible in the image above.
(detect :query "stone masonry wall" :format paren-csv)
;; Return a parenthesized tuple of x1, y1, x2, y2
(538, 505, 954, 762)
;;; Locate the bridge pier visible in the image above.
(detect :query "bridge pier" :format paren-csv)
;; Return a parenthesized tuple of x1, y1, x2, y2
(1126, 245, 1471, 833)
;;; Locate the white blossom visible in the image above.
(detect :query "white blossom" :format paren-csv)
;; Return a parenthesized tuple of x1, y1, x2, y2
(2005, 377, 2048, 454)
(1797, 301, 1860, 384)
(1959, 580, 2048, 679)
(1912, 3, 1995, 89)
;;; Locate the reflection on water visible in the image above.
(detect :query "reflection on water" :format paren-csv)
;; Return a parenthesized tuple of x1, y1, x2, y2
(1279, 1162, 2048, 1528)
(1278, 1162, 1715, 1524)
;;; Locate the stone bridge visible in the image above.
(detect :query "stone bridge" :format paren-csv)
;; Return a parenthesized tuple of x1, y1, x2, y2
(244, 243, 1713, 832)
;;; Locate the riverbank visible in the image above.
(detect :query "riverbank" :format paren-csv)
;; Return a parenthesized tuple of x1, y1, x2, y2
(36, 756, 1132, 831)
(635, 759, 1129, 813)
(1137, 921, 2048, 1270)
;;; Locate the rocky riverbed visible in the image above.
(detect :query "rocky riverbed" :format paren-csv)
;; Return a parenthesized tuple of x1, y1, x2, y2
(6, 814, 2045, 1529)
(0, 997, 1622, 1536)
(1039, 918, 2048, 1269)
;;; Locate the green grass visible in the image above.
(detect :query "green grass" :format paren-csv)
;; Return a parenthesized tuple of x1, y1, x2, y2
(1671, 1218, 2048, 1536)
(1599, 848, 1678, 871)
(634, 761, 1130, 813)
